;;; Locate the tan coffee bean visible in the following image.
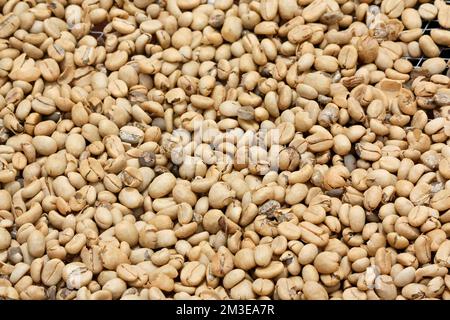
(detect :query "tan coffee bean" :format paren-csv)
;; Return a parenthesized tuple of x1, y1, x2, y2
(101, 245, 130, 271)
(210, 246, 234, 277)
(108, 79, 128, 98)
(314, 55, 339, 73)
(37, 59, 60, 82)
(349, 205, 366, 233)
(41, 259, 64, 286)
(375, 275, 397, 300)
(221, 16, 242, 43)
(422, 58, 447, 75)
(277, 221, 301, 240)
(62, 262, 93, 290)
(342, 287, 367, 300)
(431, 189, 450, 212)
(230, 279, 256, 299)
(402, 283, 427, 300)
(430, 29, 450, 46)
(419, 35, 440, 57)
(0, 191, 12, 213)
(408, 206, 429, 227)
(356, 142, 381, 161)
(381, 0, 405, 18)
(103, 278, 127, 300)
(31, 96, 56, 115)
(393, 266, 415, 287)
(0, 0, 449, 301)
(419, 4, 438, 20)
(156, 230, 177, 248)
(0, 227, 11, 250)
(260, 0, 278, 21)
(314, 251, 340, 274)
(223, 269, 246, 289)
(148, 172, 176, 198)
(27, 230, 45, 258)
(402, 9, 422, 29)
(20, 285, 46, 300)
(65, 233, 87, 255)
(180, 261, 206, 287)
(234, 248, 256, 270)
(435, 240, 450, 267)
(252, 278, 275, 296)
(302, 0, 327, 23)
(118, 188, 143, 209)
(357, 36, 379, 64)
(31, 136, 57, 156)
(0, 14, 20, 39)
(438, 4, 450, 28)
(65, 133, 86, 157)
(115, 220, 139, 246)
(208, 182, 235, 209)
(288, 25, 313, 44)
(254, 261, 284, 279)
(298, 243, 318, 265)
(254, 244, 273, 267)
(303, 281, 328, 300)
(105, 50, 128, 71)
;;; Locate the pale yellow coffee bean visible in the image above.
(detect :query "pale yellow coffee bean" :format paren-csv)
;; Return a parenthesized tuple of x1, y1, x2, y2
(303, 281, 328, 300)
(27, 230, 45, 258)
(32, 136, 57, 156)
(221, 16, 242, 42)
(0, 227, 11, 250)
(402, 8, 422, 29)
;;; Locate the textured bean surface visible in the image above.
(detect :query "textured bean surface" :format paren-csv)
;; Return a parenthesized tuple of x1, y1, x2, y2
(0, 0, 450, 301)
